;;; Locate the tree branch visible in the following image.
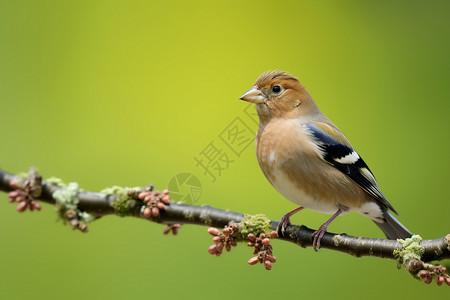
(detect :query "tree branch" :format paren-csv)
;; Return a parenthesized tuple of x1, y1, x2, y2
(1, 168, 449, 284)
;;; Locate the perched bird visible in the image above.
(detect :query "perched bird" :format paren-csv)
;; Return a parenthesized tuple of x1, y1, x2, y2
(239, 70, 412, 250)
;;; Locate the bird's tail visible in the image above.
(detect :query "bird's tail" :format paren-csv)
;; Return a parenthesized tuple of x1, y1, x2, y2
(374, 210, 412, 240)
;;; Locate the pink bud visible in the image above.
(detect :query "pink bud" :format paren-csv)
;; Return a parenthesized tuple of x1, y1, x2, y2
(248, 257, 259, 265)
(248, 233, 256, 241)
(151, 207, 159, 216)
(223, 228, 232, 235)
(144, 195, 152, 202)
(8, 191, 18, 198)
(418, 271, 427, 278)
(79, 224, 88, 232)
(445, 277, 450, 286)
(162, 189, 169, 195)
(437, 276, 444, 286)
(143, 207, 151, 217)
(17, 201, 27, 212)
(208, 228, 220, 236)
(216, 242, 224, 250)
(261, 238, 270, 246)
(163, 227, 170, 235)
(138, 192, 148, 200)
(208, 244, 217, 254)
(267, 255, 277, 263)
(269, 231, 278, 238)
(156, 202, 165, 209)
(226, 244, 231, 252)
(213, 236, 221, 242)
(33, 202, 41, 211)
(264, 260, 272, 270)
(66, 210, 76, 219)
(424, 277, 432, 284)
(247, 242, 254, 247)
(161, 195, 170, 204)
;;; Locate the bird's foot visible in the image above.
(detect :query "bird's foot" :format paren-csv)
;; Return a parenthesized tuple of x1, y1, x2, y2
(277, 214, 291, 236)
(311, 209, 342, 252)
(277, 207, 305, 237)
(311, 224, 328, 252)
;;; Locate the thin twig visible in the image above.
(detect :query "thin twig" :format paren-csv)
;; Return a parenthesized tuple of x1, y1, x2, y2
(0, 168, 449, 263)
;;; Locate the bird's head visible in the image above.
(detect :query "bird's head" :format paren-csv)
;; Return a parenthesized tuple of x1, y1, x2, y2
(239, 70, 317, 122)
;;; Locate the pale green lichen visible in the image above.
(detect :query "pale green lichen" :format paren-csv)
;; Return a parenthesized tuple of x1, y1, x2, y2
(237, 214, 273, 241)
(394, 235, 424, 269)
(113, 198, 142, 217)
(17, 171, 29, 178)
(79, 211, 95, 223)
(53, 182, 80, 213)
(101, 185, 143, 217)
(46, 176, 67, 188)
(52, 182, 94, 224)
(101, 186, 127, 200)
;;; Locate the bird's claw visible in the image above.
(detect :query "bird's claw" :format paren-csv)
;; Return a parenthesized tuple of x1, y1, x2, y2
(311, 225, 327, 251)
(277, 215, 291, 236)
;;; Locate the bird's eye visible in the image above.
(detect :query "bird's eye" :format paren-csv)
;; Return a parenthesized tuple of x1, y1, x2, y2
(272, 85, 281, 94)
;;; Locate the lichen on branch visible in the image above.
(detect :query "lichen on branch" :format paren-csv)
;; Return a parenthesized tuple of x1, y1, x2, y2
(53, 182, 94, 232)
(236, 214, 273, 241)
(395, 235, 450, 285)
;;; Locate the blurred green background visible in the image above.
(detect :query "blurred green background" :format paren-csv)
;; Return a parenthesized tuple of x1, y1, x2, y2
(0, 0, 449, 299)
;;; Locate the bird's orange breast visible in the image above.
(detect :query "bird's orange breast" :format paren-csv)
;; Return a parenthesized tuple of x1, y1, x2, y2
(256, 118, 367, 213)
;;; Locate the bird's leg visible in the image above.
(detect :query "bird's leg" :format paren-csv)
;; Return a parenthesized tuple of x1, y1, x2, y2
(277, 206, 305, 236)
(311, 209, 342, 251)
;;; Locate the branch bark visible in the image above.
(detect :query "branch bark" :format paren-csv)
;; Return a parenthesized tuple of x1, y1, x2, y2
(0, 168, 449, 263)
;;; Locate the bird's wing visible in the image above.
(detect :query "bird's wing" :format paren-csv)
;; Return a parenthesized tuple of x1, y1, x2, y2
(305, 121, 397, 214)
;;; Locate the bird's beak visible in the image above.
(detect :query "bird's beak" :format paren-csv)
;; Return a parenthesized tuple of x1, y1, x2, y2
(239, 87, 265, 104)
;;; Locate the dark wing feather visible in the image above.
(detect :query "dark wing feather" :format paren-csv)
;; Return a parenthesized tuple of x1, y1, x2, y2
(305, 122, 398, 214)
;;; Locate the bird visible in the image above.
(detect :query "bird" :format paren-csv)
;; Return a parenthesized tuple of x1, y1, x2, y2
(239, 70, 412, 250)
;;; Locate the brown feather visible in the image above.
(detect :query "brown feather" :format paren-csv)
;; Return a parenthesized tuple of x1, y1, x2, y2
(256, 118, 368, 212)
